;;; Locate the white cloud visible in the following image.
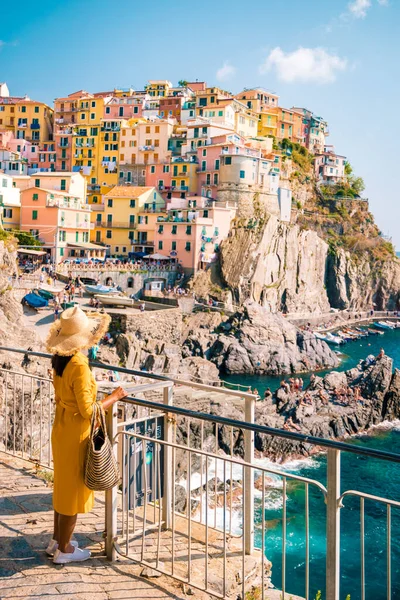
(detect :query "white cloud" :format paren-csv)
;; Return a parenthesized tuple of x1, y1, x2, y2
(216, 62, 236, 82)
(348, 0, 372, 18)
(377, 0, 388, 5)
(259, 47, 348, 84)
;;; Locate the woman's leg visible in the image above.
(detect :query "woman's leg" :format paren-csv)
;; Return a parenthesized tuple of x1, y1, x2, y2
(58, 514, 78, 553)
(53, 510, 60, 542)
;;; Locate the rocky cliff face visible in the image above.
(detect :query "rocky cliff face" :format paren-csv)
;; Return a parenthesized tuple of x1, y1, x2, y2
(183, 302, 339, 376)
(219, 210, 400, 314)
(220, 215, 331, 314)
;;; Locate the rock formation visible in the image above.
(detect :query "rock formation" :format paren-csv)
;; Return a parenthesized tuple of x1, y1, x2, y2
(183, 301, 339, 376)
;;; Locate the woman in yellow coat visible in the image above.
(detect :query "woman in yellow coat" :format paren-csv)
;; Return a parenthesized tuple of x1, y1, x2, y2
(46, 306, 127, 564)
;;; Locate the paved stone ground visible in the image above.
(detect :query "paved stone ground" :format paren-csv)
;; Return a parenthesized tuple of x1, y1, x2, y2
(0, 452, 188, 600)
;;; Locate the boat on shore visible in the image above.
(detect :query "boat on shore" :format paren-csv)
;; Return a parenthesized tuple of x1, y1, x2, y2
(375, 321, 396, 330)
(22, 292, 48, 309)
(94, 294, 134, 307)
(85, 284, 118, 295)
(325, 332, 345, 345)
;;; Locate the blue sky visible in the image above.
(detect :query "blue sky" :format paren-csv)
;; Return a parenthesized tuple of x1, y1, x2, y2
(1, 0, 398, 244)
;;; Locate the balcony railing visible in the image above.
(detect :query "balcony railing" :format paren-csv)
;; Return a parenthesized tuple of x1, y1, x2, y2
(58, 142, 69, 148)
(101, 125, 120, 132)
(2, 347, 400, 600)
(99, 221, 135, 229)
(88, 185, 101, 192)
(139, 145, 155, 151)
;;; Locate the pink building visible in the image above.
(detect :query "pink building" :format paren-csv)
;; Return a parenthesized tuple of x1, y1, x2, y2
(314, 145, 346, 185)
(145, 162, 172, 190)
(153, 196, 236, 274)
(104, 97, 143, 120)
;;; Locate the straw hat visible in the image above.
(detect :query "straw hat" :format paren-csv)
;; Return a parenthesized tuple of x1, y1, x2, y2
(46, 306, 111, 356)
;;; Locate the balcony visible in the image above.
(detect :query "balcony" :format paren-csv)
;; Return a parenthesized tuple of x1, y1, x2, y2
(30, 123, 41, 130)
(139, 145, 155, 151)
(58, 142, 69, 148)
(88, 184, 101, 192)
(90, 203, 105, 211)
(99, 221, 135, 229)
(17, 123, 27, 128)
(101, 125, 120, 132)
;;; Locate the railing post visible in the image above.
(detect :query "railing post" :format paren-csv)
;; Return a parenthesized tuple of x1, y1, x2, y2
(162, 383, 173, 529)
(244, 395, 255, 555)
(105, 401, 118, 561)
(326, 449, 341, 600)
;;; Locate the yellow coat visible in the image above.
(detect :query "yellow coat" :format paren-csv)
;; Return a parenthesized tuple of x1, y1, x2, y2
(51, 352, 97, 516)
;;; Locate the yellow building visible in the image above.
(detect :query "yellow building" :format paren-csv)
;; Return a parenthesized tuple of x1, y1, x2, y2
(92, 186, 165, 256)
(145, 80, 173, 98)
(136, 210, 167, 254)
(169, 159, 198, 194)
(0, 97, 53, 144)
(258, 107, 278, 138)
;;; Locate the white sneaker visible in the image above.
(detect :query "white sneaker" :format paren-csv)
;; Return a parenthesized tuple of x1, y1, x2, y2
(53, 546, 91, 564)
(46, 539, 78, 556)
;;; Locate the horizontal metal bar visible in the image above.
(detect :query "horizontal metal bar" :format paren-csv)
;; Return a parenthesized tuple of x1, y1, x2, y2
(3, 346, 400, 463)
(340, 490, 400, 509)
(114, 430, 328, 495)
(0, 346, 255, 399)
(121, 396, 400, 464)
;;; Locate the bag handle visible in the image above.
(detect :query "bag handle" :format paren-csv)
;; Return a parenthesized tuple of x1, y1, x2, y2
(90, 401, 107, 438)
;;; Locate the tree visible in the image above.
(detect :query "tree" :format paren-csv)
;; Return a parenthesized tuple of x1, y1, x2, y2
(178, 80, 188, 87)
(344, 161, 353, 176)
(13, 231, 42, 247)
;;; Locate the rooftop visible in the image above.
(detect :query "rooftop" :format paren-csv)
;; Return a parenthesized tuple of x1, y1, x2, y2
(104, 185, 154, 198)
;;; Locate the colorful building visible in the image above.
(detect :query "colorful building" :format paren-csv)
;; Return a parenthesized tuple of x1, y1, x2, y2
(153, 196, 236, 274)
(94, 186, 165, 256)
(19, 183, 93, 263)
(314, 145, 346, 185)
(0, 148, 28, 175)
(0, 172, 21, 231)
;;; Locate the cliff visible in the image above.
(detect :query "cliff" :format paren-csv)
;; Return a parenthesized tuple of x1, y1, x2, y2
(198, 149, 400, 314)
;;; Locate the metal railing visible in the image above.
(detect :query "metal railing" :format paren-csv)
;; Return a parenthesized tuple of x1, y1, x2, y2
(1, 347, 400, 600)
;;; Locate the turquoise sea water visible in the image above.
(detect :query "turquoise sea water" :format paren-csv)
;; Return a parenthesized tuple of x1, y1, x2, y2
(227, 327, 400, 599)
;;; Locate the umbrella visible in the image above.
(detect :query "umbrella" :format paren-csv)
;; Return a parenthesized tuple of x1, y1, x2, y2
(143, 253, 171, 260)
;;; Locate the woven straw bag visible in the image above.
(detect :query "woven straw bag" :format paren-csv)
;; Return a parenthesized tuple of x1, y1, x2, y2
(84, 402, 119, 491)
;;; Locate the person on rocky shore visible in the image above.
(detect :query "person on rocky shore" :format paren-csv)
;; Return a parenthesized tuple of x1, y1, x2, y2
(264, 388, 272, 401)
(45, 307, 128, 565)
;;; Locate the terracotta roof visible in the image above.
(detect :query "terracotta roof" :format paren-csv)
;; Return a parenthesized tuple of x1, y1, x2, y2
(104, 185, 154, 198)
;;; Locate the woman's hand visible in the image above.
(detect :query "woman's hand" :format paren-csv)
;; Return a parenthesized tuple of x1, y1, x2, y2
(101, 386, 128, 411)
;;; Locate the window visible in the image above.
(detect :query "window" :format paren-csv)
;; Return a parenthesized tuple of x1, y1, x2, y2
(91, 101, 96, 108)
(128, 231, 134, 240)
(107, 214, 112, 223)
(21, 106, 26, 113)
(108, 199, 113, 207)
(215, 159, 220, 170)
(201, 161, 206, 171)
(106, 107, 110, 114)
(90, 113, 95, 120)
(127, 277, 133, 288)
(32, 210, 38, 220)
(154, 139, 159, 147)
(60, 179, 66, 191)
(206, 174, 211, 185)
(163, 165, 169, 173)
(239, 170, 245, 179)
(60, 248, 64, 257)
(81, 114, 85, 120)
(130, 199, 135, 207)
(106, 230, 112, 239)
(199, 98, 207, 106)
(155, 126, 160, 133)
(34, 106, 39, 113)
(35, 178, 40, 187)
(186, 225, 192, 235)
(182, 165, 187, 173)
(150, 165, 155, 173)
(75, 231, 79, 242)
(96, 214, 102, 223)
(158, 241, 163, 250)
(146, 126, 151, 133)
(158, 224, 164, 233)
(115, 247, 119, 253)
(171, 241, 177, 251)
(225, 156, 232, 165)
(172, 225, 177, 235)
(173, 165, 178, 176)
(33, 193, 39, 200)
(203, 210, 209, 218)
(129, 215, 135, 224)
(202, 149, 207, 157)
(213, 173, 218, 185)
(185, 242, 191, 251)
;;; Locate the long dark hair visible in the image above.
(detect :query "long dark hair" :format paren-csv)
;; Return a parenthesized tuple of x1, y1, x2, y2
(51, 354, 73, 377)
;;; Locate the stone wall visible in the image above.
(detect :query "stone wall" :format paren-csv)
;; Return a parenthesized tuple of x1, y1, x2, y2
(60, 268, 179, 295)
(121, 307, 183, 344)
(216, 183, 280, 219)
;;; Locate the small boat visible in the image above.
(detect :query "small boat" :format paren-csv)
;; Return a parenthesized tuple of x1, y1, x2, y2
(314, 332, 327, 341)
(61, 301, 78, 310)
(22, 292, 48, 309)
(375, 321, 394, 330)
(38, 289, 54, 300)
(85, 284, 119, 295)
(95, 294, 134, 307)
(325, 332, 345, 345)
